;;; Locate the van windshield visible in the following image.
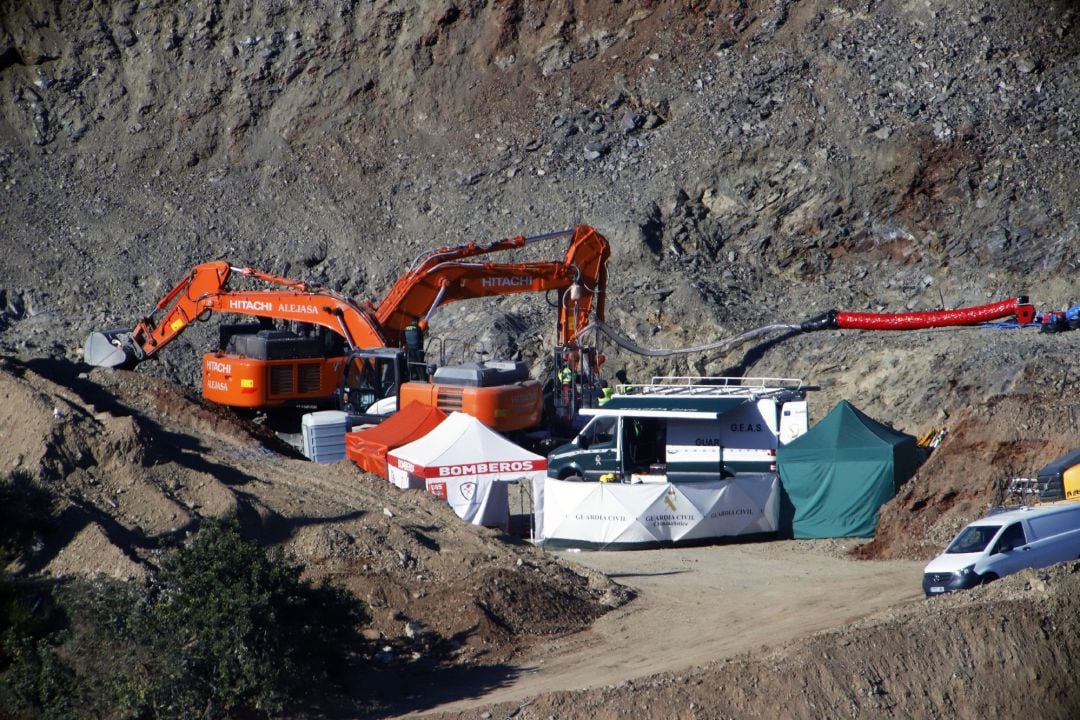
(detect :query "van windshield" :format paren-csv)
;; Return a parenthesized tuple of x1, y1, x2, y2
(945, 524, 1001, 554)
(580, 416, 617, 446)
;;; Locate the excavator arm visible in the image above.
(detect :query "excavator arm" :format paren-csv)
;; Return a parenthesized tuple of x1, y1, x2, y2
(86, 225, 610, 369)
(374, 225, 610, 346)
(84, 261, 387, 369)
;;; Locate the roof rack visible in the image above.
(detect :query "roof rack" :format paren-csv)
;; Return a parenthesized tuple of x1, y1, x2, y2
(615, 376, 814, 399)
(991, 477, 1041, 512)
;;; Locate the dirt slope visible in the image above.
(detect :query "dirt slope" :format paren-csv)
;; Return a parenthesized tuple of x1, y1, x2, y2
(396, 541, 927, 716)
(859, 391, 1080, 561)
(0, 357, 628, 671)
(9, 355, 1080, 720)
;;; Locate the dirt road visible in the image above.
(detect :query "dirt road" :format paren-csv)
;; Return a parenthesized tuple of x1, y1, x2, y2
(404, 540, 926, 716)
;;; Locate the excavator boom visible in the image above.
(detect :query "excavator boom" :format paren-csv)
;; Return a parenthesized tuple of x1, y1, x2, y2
(375, 225, 609, 346)
(84, 261, 387, 369)
(86, 226, 610, 369)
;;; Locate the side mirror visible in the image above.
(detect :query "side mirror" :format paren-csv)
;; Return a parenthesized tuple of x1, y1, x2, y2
(577, 435, 591, 450)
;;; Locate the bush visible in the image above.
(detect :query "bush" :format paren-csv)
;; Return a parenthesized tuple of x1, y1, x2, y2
(0, 576, 74, 720)
(0, 470, 55, 566)
(1, 518, 368, 719)
(143, 518, 368, 716)
(0, 470, 64, 717)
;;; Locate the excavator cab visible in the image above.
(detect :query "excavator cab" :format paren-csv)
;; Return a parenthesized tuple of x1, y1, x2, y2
(338, 346, 545, 433)
(337, 348, 409, 423)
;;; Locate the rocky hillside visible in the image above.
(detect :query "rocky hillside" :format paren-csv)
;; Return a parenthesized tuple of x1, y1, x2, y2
(3, 0, 1078, 372)
(4, 0, 1080, 576)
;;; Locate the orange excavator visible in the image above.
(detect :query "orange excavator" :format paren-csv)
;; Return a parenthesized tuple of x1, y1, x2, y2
(84, 226, 610, 432)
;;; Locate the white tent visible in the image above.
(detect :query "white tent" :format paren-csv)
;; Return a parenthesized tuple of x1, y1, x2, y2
(386, 412, 547, 527)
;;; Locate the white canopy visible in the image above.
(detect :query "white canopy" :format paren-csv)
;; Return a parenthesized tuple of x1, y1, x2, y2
(387, 412, 547, 527)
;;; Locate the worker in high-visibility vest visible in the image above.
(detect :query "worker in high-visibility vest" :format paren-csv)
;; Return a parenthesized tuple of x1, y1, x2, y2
(559, 364, 574, 417)
(599, 380, 614, 404)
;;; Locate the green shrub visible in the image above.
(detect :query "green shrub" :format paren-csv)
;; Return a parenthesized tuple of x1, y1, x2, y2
(1, 518, 368, 719)
(53, 576, 160, 717)
(0, 470, 55, 566)
(0, 576, 74, 719)
(1, 471, 67, 716)
(143, 518, 368, 717)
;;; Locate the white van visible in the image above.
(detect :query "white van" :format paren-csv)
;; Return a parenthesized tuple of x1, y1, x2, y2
(922, 502, 1080, 596)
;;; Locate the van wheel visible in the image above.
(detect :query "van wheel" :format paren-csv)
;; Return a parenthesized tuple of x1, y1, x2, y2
(563, 474, 584, 482)
(979, 573, 999, 585)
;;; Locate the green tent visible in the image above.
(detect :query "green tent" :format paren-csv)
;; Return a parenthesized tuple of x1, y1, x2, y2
(777, 400, 919, 539)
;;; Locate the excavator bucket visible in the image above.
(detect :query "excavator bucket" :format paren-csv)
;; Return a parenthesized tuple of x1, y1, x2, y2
(83, 329, 139, 368)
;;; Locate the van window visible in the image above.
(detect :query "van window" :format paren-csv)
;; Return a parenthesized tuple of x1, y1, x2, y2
(946, 525, 1001, 554)
(1027, 508, 1080, 541)
(991, 522, 1027, 554)
(581, 416, 617, 446)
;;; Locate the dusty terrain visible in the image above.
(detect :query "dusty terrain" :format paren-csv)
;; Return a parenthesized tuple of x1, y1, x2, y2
(4, 0, 1080, 717)
(401, 541, 926, 716)
(420, 562, 1080, 720)
(8, 355, 1080, 719)
(0, 357, 628, 665)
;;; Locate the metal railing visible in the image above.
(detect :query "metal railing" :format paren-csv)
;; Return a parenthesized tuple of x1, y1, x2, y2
(613, 375, 811, 397)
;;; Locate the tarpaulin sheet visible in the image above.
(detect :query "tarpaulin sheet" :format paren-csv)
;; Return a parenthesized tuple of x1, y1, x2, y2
(425, 475, 510, 529)
(534, 473, 779, 549)
(346, 401, 447, 478)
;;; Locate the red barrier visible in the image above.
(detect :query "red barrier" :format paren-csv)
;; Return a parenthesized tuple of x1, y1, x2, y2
(836, 297, 1033, 330)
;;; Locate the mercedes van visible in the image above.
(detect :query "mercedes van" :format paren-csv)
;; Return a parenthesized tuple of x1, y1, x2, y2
(922, 502, 1080, 596)
(546, 376, 811, 483)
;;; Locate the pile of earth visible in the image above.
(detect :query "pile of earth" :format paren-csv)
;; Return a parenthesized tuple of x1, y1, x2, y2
(858, 390, 1080, 561)
(0, 356, 630, 675)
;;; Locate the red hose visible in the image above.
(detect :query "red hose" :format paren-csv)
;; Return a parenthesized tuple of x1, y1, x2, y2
(836, 297, 1031, 330)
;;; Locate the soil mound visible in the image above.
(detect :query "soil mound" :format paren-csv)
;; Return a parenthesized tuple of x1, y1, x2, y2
(859, 394, 1080, 561)
(0, 357, 629, 662)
